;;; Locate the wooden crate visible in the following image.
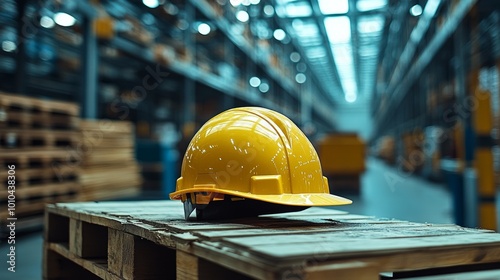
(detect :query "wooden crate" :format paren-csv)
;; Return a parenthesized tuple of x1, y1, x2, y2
(44, 201, 500, 280)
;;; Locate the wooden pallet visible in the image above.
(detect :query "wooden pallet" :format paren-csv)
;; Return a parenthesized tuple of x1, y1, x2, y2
(44, 201, 500, 280)
(0, 110, 79, 130)
(0, 92, 79, 116)
(0, 129, 79, 149)
(0, 184, 80, 219)
(0, 149, 79, 171)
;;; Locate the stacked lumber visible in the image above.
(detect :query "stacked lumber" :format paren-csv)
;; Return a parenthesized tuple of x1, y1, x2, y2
(78, 120, 141, 201)
(0, 92, 81, 221)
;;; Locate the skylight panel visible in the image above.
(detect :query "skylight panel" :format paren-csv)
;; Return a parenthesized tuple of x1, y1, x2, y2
(318, 0, 349, 15)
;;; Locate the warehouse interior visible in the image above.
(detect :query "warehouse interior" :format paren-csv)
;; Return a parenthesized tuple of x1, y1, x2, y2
(1, 0, 500, 279)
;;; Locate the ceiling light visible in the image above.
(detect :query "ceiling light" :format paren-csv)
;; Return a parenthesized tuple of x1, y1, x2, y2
(249, 77, 261, 87)
(241, 0, 251, 6)
(296, 62, 307, 72)
(345, 93, 357, 103)
(198, 23, 211, 35)
(357, 0, 387, 12)
(324, 16, 351, 44)
(142, 0, 159, 8)
(40, 16, 55, 28)
(295, 73, 307, 84)
(54, 12, 76, 27)
(318, 0, 348, 14)
(236, 11, 249, 22)
(230, 0, 242, 6)
(273, 29, 286, 41)
(410, 4, 423, 16)
(263, 5, 274, 16)
(259, 82, 269, 93)
(2, 41, 16, 52)
(290, 52, 301, 62)
(250, 0, 260, 4)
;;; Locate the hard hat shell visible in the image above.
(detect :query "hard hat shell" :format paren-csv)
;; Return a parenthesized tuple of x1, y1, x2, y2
(169, 107, 351, 207)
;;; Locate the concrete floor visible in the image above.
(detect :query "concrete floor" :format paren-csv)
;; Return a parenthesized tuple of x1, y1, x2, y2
(0, 158, 457, 279)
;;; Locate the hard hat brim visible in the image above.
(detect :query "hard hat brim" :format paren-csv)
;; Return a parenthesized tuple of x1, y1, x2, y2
(170, 188, 352, 206)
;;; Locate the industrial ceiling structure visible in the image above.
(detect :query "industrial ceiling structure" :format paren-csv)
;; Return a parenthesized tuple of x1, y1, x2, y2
(273, 0, 389, 105)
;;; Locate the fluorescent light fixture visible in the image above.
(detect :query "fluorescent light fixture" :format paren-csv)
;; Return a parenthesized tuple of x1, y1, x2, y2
(2, 41, 16, 52)
(236, 11, 249, 22)
(198, 23, 211, 35)
(331, 44, 358, 103)
(357, 0, 387, 12)
(324, 16, 351, 44)
(259, 82, 269, 93)
(318, 0, 348, 15)
(142, 0, 159, 8)
(273, 29, 286, 41)
(285, 2, 312, 17)
(358, 16, 384, 33)
(54, 12, 76, 27)
(305, 46, 326, 59)
(410, 4, 423, 16)
(249, 77, 261, 87)
(40, 16, 55, 28)
(423, 0, 440, 17)
(295, 73, 306, 84)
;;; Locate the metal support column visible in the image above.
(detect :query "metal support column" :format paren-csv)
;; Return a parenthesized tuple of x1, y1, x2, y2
(448, 17, 469, 227)
(183, 1, 196, 126)
(80, 16, 98, 119)
(15, 0, 27, 94)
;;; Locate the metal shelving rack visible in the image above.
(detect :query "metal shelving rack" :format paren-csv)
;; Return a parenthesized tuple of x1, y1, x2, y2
(0, 0, 337, 134)
(371, 0, 500, 230)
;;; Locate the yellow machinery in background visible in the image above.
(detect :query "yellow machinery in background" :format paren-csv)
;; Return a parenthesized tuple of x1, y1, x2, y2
(318, 133, 366, 193)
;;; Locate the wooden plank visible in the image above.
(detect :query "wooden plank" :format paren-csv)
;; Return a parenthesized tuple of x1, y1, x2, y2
(222, 233, 500, 262)
(108, 229, 135, 279)
(176, 250, 252, 280)
(177, 250, 200, 280)
(221, 226, 493, 249)
(0, 182, 81, 199)
(194, 222, 465, 240)
(304, 261, 379, 280)
(46, 243, 117, 280)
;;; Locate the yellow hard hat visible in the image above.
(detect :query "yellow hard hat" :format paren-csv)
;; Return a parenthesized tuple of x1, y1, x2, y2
(170, 107, 351, 219)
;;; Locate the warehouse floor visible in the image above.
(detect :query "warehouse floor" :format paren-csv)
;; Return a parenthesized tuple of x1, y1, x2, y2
(0, 158, 480, 279)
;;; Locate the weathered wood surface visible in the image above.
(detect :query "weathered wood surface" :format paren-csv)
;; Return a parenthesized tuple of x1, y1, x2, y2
(44, 201, 500, 280)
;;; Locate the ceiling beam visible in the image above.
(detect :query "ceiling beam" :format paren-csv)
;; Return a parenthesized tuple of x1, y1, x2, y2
(349, 0, 361, 97)
(309, 0, 343, 98)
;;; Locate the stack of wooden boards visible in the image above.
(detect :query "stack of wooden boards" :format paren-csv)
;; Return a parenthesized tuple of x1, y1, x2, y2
(78, 120, 141, 201)
(44, 200, 500, 280)
(0, 92, 142, 233)
(0, 92, 81, 221)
